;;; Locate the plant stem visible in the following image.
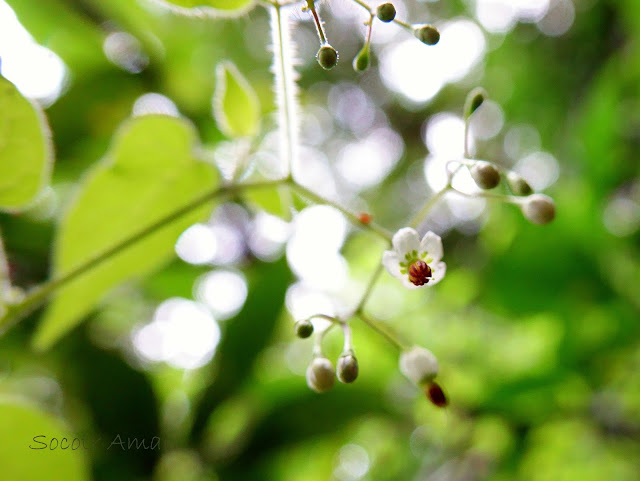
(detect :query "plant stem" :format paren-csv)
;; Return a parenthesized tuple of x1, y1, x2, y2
(270, 2, 298, 178)
(291, 183, 393, 241)
(409, 185, 451, 229)
(0, 179, 286, 332)
(357, 312, 405, 350)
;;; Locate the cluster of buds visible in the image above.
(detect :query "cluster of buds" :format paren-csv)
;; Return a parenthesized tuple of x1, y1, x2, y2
(461, 88, 557, 226)
(302, 0, 441, 72)
(305, 351, 360, 393)
(295, 316, 360, 393)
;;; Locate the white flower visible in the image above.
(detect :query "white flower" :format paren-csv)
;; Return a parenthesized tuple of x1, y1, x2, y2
(382, 228, 446, 289)
(399, 346, 439, 386)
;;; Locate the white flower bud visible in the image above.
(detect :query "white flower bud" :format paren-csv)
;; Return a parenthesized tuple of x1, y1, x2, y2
(522, 194, 556, 225)
(306, 357, 335, 393)
(399, 346, 439, 386)
(337, 352, 359, 383)
(470, 161, 500, 190)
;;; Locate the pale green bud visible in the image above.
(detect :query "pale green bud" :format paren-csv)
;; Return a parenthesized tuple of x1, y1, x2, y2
(376, 3, 396, 22)
(317, 45, 338, 70)
(414, 25, 440, 46)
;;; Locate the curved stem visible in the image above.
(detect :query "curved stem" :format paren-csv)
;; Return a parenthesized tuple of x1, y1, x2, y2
(0, 179, 286, 333)
(357, 312, 405, 351)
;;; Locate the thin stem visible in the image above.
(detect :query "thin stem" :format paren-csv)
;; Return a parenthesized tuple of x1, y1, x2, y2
(450, 187, 523, 204)
(291, 183, 393, 241)
(270, 3, 298, 178)
(0, 179, 286, 332)
(357, 312, 405, 351)
(306, 1, 328, 44)
(409, 185, 451, 229)
(341, 322, 353, 352)
(464, 116, 472, 159)
(354, 263, 384, 314)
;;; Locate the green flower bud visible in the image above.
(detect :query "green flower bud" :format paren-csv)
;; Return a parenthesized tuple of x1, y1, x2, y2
(337, 352, 359, 383)
(464, 87, 488, 119)
(522, 194, 556, 225)
(376, 3, 396, 22)
(317, 45, 338, 70)
(306, 356, 336, 393)
(294, 319, 314, 339)
(414, 25, 440, 46)
(506, 171, 533, 196)
(470, 161, 501, 190)
(353, 44, 370, 72)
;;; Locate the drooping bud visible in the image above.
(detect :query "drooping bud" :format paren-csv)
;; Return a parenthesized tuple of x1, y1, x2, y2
(376, 3, 396, 22)
(506, 171, 533, 196)
(464, 87, 488, 119)
(470, 161, 501, 190)
(337, 352, 359, 383)
(414, 25, 440, 46)
(521, 194, 556, 225)
(353, 44, 370, 72)
(425, 381, 448, 407)
(317, 45, 338, 70)
(306, 356, 336, 393)
(399, 346, 439, 386)
(294, 319, 314, 339)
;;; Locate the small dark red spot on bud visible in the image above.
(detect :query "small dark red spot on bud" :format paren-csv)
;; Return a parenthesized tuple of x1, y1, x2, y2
(408, 260, 432, 286)
(358, 213, 372, 224)
(426, 381, 448, 407)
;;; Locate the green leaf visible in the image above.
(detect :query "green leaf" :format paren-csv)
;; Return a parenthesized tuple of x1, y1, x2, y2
(213, 61, 261, 138)
(0, 398, 90, 481)
(152, 0, 255, 17)
(244, 184, 292, 221)
(33, 115, 219, 351)
(0, 75, 52, 210)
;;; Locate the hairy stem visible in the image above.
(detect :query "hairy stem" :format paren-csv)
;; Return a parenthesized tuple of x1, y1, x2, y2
(270, 3, 299, 178)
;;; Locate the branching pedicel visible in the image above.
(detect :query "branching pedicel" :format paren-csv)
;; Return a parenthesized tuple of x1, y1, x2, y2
(268, 0, 556, 406)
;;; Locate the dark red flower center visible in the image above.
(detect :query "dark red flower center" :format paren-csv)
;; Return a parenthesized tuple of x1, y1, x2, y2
(408, 260, 432, 286)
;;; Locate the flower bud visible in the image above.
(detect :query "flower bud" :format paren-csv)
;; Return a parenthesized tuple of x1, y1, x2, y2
(506, 171, 533, 196)
(521, 194, 556, 225)
(317, 45, 338, 70)
(337, 352, 359, 383)
(425, 381, 448, 407)
(464, 87, 488, 119)
(470, 161, 501, 190)
(414, 25, 440, 46)
(352, 44, 370, 72)
(376, 3, 396, 22)
(399, 346, 439, 386)
(294, 319, 314, 339)
(306, 356, 336, 393)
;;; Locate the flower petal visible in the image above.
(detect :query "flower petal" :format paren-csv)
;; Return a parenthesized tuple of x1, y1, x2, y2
(429, 261, 446, 286)
(392, 227, 420, 257)
(420, 231, 443, 262)
(382, 251, 403, 279)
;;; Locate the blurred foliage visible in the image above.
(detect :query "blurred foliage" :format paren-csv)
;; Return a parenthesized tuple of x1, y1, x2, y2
(0, 0, 639, 480)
